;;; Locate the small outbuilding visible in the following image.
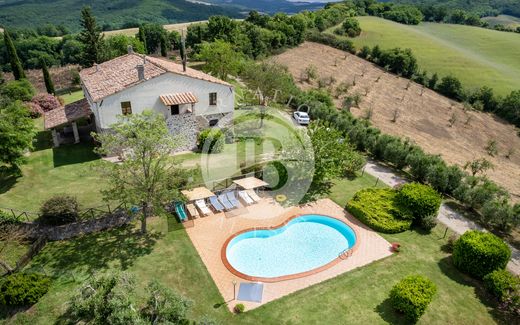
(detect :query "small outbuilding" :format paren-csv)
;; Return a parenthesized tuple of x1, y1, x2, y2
(43, 98, 93, 147)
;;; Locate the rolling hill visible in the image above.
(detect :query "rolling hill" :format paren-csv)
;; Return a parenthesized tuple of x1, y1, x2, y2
(390, 0, 520, 18)
(327, 16, 520, 96)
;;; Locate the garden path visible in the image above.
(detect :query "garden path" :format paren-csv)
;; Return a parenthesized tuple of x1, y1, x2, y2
(363, 160, 520, 275)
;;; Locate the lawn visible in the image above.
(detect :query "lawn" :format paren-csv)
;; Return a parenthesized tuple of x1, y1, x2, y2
(483, 15, 520, 28)
(326, 16, 520, 96)
(60, 90, 84, 105)
(2, 213, 504, 324)
(329, 171, 387, 207)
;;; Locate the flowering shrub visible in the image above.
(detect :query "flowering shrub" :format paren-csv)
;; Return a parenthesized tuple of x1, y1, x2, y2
(24, 101, 44, 118)
(31, 93, 61, 112)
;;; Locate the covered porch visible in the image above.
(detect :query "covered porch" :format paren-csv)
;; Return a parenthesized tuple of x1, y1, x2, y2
(44, 98, 93, 147)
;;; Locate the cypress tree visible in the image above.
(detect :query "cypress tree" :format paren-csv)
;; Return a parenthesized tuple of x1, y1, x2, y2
(78, 6, 103, 67)
(160, 35, 167, 57)
(41, 59, 55, 95)
(138, 25, 147, 54)
(3, 30, 25, 80)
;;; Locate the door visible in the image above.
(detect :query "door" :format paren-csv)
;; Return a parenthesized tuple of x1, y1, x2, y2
(170, 105, 180, 115)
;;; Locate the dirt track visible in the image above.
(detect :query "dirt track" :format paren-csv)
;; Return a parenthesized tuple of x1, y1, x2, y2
(271, 42, 520, 200)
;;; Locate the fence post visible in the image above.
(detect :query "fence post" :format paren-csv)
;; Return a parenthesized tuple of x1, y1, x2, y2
(443, 227, 449, 239)
(375, 178, 379, 186)
(10, 209, 16, 219)
(107, 204, 111, 214)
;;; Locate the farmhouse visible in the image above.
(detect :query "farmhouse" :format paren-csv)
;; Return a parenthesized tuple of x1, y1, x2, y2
(45, 50, 235, 151)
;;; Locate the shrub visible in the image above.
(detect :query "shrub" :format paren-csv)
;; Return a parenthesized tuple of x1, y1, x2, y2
(24, 101, 44, 118)
(197, 128, 224, 153)
(389, 275, 436, 322)
(396, 183, 442, 222)
(452, 230, 511, 279)
(346, 188, 413, 233)
(483, 269, 520, 301)
(339, 18, 362, 37)
(31, 93, 61, 112)
(39, 195, 79, 225)
(234, 303, 245, 314)
(419, 214, 437, 232)
(0, 79, 36, 102)
(0, 273, 51, 306)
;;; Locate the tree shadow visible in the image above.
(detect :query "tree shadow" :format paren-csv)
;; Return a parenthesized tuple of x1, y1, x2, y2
(375, 297, 409, 325)
(25, 225, 162, 276)
(52, 142, 99, 167)
(0, 305, 31, 322)
(32, 130, 53, 152)
(0, 169, 20, 194)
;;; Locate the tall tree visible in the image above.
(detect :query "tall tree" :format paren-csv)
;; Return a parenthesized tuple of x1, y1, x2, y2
(93, 111, 187, 233)
(160, 35, 167, 57)
(0, 101, 35, 174)
(196, 40, 242, 80)
(78, 6, 103, 67)
(3, 30, 25, 80)
(40, 59, 55, 95)
(138, 25, 148, 54)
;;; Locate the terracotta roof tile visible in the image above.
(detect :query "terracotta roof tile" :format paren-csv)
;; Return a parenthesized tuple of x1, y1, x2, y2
(80, 54, 232, 102)
(44, 98, 91, 129)
(160, 92, 198, 106)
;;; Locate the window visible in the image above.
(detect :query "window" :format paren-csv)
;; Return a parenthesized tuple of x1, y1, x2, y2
(209, 92, 217, 106)
(170, 105, 179, 115)
(121, 101, 132, 115)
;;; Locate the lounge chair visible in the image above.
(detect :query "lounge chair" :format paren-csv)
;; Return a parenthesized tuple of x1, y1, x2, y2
(226, 191, 240, 208)
(175, 202, 188, 222)
(238, 190, 254, 205)
(209, 196, 225, 212)
(246, 189, 262, 202)
(186, 203, 199, 219)
(218, 194, 234, 210)
(195, 199, 211, 216)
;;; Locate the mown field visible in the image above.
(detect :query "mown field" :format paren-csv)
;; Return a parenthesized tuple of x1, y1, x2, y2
(483, 14, 520, 28)
(326, 16, 520, 96)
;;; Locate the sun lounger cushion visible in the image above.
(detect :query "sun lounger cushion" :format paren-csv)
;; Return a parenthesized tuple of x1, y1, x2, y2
(209, 196, 224, 212)
(238, 191, 254, 205)
(195, 199, 211, 215)
(218, 194, 234, 210)
(226, 191, 240, 208)
(186, 203, 199, 219)
(246, 189, 261, 202)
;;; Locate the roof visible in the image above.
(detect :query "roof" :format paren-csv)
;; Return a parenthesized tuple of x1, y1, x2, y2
(80, 53, 232, 102)
(181, 187, 215, 201)
(44, 98, 91, 129)
(160, 92, 198, 106)
(233, 177, 269, 190)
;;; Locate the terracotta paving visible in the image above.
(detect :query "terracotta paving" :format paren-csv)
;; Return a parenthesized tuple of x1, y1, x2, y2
(185, 198, 392, 311)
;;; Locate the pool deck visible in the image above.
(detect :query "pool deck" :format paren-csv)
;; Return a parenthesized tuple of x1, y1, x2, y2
(184, 198, 393, 311)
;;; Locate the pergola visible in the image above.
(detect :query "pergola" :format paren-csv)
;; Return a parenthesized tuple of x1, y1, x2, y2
(181, 186, 215, 201)
(44, 98, 92, 147)
(232, 177, 269, 190)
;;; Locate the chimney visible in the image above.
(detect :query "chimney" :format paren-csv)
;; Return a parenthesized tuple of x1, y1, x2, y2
(136, 64, 145, 81)
(94, 63, 99, 72)
(127, 45, 134, 54)
(181, 37, 187, 72)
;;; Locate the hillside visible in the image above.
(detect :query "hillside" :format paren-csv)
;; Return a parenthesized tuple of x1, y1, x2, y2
(483, 14, 520, 27)
(0, 0, 241, 31)
(271, 42, 520, 199)
(327, 16, 520, 96)
(390, 0, 520, 17)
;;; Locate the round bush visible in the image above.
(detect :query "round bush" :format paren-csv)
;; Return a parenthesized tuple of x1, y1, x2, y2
(452, 230, 511, 279)
(197, 128, 224, 153)
(0, 273, 51, 306)
(396, 183, 442, 221)
(389, 275, 436, 322)
(483, 269, 520, 300)
(31, 93, 61, 112)
(419, 214, 437, 232)
(234, 303, 245, 314)
(39, 195, 79, 226)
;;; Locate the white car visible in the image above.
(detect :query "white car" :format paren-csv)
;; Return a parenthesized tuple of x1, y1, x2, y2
(293, 111, 310, 125)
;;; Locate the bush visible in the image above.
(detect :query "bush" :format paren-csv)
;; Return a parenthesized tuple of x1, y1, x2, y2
(346, 188, 413, 233)
(396, 183, 442, 222)
(197, 128, 224, 153)
(483, 269, 520, 301)
(336, 18, 362, 37)
(234, 303, 245, 314)
(452, 230, 511, 279)
(31, 93, 61, 112)
(419, 214, 437, 232)
(24, 101, 44, 118)
(0, 79, 36, 102)
(0, 273, 51, 306)
(39, 195, 79, 225)
(389, 275, 436, 322)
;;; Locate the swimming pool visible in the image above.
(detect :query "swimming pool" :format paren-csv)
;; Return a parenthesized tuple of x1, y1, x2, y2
(223, 214, 357, 281)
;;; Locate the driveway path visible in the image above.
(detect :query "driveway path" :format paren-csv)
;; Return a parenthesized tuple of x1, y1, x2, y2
(363, 160, 520, 275)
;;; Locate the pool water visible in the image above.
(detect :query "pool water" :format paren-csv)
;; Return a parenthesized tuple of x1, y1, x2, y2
(225, 214, 356, 279)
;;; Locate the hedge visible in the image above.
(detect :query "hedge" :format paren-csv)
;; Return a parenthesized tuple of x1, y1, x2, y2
(0, 273, 51, 306)
(389, 275, 436, 322)
(197, 128, 224, 153)
(38, 195, 79, 226)
(396, 183, 442, 220)
(483, 269, 520, 301)
(452, 230, 511, 279)
(346, 188, 413, 233)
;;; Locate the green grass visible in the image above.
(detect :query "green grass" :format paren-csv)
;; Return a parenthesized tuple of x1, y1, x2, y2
(60, 90, 84, 105)
(2, 215, 504, 324)
(329, 172, 387, 207)
(327, 16, 520, 96)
